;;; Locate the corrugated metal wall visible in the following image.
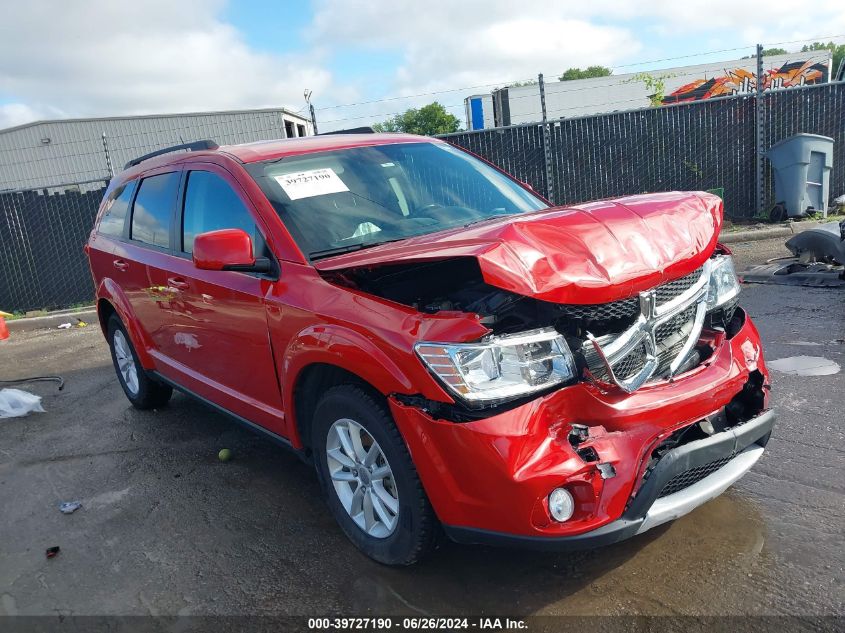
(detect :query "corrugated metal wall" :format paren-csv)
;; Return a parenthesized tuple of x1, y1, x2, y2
(0, 109, 308, 191)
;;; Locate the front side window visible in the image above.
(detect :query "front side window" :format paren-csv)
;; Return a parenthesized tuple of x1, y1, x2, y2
(131, 172, 180, 248)
(98, 180, 136, 237)
(181, 170, 263, 256)
(245, 142, 547, 260)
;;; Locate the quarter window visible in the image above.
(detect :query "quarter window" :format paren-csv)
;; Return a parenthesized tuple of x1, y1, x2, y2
(182, 170, 263, 256)
(98, 180, 136, 237)
(131, 172, 180, 248)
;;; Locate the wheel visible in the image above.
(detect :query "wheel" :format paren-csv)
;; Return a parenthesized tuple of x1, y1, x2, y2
(107, 315, 172, 409)
(312, 385, 436, 565)
(769, 203, 786, 222)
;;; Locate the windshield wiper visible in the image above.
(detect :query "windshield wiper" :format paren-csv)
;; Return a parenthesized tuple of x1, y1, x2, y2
(309, 238, 404, 261)
(462, 213, 516, 228)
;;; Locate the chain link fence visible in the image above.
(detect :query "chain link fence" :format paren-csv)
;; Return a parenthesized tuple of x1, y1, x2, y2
(2, 82, 844, 313)
(443, 81, 845, 219)
(1, 180, 108, 313)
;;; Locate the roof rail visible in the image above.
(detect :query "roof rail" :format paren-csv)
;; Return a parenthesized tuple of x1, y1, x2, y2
(124, 140, 219, 169)
(317, 126, 375, 135)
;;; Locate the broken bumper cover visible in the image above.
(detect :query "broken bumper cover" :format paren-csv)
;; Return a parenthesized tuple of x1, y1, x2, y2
(388, 309, 773, 548)
(443, 409, 773, 550)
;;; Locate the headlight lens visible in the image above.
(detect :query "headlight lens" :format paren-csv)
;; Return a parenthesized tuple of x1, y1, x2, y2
(706, 255, 741, 310)
(415, 328, 577, 403)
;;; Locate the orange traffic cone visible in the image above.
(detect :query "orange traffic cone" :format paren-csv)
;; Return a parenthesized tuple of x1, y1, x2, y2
(0, 310, 11, 341)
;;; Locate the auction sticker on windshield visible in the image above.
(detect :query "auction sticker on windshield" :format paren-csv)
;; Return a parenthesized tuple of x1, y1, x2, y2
(274, 168, 349, 200)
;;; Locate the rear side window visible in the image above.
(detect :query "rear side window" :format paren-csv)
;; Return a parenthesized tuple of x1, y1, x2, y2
(131, 172, 180, 248)
(182, 170, 263, 256)
(98, 181, 136, 237)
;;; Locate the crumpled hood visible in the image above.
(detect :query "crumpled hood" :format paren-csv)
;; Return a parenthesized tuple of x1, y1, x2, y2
(314, 191, 723, 304)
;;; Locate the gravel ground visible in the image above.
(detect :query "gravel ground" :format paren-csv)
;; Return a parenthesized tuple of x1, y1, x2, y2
(0, 237, 843, 617)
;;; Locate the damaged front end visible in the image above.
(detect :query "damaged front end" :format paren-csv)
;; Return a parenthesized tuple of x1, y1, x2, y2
(314, 192, 772, 545)
(322, 247, 743, 416)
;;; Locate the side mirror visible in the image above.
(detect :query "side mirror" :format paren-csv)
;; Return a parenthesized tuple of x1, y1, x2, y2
(192, 229, 272, 274)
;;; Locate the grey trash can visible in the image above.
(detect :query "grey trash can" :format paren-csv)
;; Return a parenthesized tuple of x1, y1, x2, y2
(767, 133, 834, 220)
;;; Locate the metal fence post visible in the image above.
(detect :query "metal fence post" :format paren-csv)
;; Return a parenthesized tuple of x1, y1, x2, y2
(538, 73, 555, 203)
(755, 44, 765, 216)
(101, 132, 114, 179)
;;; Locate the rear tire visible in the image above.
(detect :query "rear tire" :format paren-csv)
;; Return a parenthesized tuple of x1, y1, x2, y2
(107, 315, 172, 409)
(312, 384, 436, 565)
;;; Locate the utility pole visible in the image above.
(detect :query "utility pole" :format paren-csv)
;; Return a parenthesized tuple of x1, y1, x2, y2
(305, 89, 318, 135)
(101, 132, 114, 179)
(755, 44, 765, 216)
(538, 73, 554, 204)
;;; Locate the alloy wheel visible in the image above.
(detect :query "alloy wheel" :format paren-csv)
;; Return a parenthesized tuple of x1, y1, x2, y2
(326, 418, 399, 538)
(113, 330, 139, 395)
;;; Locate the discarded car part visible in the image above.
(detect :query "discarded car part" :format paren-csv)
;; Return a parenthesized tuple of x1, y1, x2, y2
(0, 388, 45, 418)
(45, 546, 60, 559)
(785, 221, 845, 266)
(741, 261, 845, 288)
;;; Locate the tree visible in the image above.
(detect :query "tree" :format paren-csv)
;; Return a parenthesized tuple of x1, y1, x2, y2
(372, 102, 461, 136)
(801, 42, 845, 79)
(742, 47, 788, 58)
(628, 72, 675, 106)
(559, 66, 612, 81)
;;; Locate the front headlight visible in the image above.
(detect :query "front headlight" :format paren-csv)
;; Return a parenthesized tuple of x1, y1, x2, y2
(706, 255, 741, 310)
(415, 328, 577, 404)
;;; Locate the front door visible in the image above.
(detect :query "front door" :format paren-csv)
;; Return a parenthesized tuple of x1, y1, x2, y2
(148, 165, 285, 434)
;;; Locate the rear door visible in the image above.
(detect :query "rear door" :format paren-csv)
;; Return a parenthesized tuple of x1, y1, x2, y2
(117, 168, 184, 355)
(147, 164, 284, 434)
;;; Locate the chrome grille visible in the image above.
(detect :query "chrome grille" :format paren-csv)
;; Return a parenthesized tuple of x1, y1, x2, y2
(579, 265, 709, 389)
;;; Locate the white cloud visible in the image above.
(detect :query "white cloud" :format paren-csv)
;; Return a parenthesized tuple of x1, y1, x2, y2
(0, 0, 333, 127)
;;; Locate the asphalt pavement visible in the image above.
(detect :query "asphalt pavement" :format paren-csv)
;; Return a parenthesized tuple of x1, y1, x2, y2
(0, 236, 842, 617)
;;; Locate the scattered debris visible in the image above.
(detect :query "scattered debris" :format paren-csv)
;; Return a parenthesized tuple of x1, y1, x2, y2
(218, 448, 232, 462)
(767, 356, 841, 376)
(0, 375, 65, 391)
(743, 221, 845, 287)
(0, 388, 45, 418)
(45, 546, 60, 559)
(59, 501, 82, 514)
(76, 319, 88, 328)
(57, 323, 72, 329)
(785, 221, 845, 266)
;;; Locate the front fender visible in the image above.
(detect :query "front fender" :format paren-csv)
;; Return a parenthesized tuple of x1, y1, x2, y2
(282, 323, 418, 402)
(96, 278, 155, 369)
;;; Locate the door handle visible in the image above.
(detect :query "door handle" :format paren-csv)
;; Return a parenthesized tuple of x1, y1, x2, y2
(167, 277, 190, 291)
(113, 259, 129, 272)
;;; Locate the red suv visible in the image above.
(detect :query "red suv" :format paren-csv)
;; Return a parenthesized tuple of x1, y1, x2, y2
(86, 133, 774, 565)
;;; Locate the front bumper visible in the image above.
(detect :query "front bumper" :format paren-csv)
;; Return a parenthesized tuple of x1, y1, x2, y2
(443, 409, 773, 550)
(389, 309, 773, 546)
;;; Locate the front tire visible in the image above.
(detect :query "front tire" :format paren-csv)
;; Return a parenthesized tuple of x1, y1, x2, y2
(107, 315, 172, 409)
(312, 385, 436, 565)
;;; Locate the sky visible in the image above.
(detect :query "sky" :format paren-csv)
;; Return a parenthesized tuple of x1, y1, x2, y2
(1, 0, 844, 132)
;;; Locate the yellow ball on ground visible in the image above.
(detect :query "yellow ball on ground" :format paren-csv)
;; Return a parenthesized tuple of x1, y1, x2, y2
(218, 448, 232, 462)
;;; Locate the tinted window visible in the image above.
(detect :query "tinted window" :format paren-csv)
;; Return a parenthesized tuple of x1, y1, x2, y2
(182, 170, 262, 256)
(244, 142, 546, 259)
(98, 180, 136, 237)
(131, 172, 180, 248)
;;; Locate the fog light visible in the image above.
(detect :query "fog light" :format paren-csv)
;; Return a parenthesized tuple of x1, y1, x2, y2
(548, 487, 575, 522)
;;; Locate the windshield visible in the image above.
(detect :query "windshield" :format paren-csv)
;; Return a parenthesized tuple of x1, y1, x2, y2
(245, 141, 547, 260)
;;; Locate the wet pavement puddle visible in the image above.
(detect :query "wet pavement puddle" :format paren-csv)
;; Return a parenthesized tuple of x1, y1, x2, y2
(767, 356, 841, 376)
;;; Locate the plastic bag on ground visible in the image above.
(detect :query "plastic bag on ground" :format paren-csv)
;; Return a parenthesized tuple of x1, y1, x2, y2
(0, 388, 46, 418)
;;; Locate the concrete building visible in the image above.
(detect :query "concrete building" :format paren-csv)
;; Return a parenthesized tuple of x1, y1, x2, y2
(466, 50, 832, 129)
(0, 107, 312, 191)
